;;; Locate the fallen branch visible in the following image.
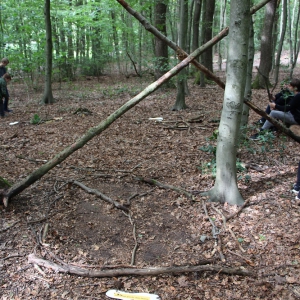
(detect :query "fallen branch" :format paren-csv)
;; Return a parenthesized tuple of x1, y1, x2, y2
(134, 176, 195, 201)
(71, 180, 129, 212)
(28, 253, 256, 277)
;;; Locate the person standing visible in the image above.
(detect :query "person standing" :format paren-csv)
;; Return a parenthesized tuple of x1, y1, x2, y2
(0, 58, 12, 113)
(0, 73, 12, 118)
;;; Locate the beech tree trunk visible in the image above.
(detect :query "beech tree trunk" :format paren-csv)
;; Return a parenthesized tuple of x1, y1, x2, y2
(41, 0, 54, 104)
(173, 0, 189, 111)
(154, 1, 169, 80)
(273, 0, 287, 83)
(204, 0, 251, 206)
(253, 0, 277, 88)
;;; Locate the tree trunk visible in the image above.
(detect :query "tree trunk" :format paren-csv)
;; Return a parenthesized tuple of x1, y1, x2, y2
(241, 18, 255, 128)
(204, 0, 251, 206)
(154, 1, 169, 80)
(192, 0, 202, 83)
(2, 30, 227, 207)
(274, 0, 287, 83)
(202, 0, 216, 74)
(289, 0, 300, 78)
(172, 0, 189, 111)
(253, 0, 277, 89)
(41, 0, 54, 104)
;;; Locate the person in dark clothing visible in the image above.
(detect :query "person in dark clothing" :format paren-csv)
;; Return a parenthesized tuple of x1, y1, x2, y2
(0, 57, 11, 113)
(0, 73, 11, 118)
(257, 87, 294, 125)
(250, 78, 300, 140)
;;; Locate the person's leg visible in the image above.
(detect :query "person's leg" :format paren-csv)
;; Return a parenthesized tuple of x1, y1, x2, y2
(3, 88, 11, 112)
(261, 110, 297, 130)
(3, 95, 8, 111)
(0, 97, 4, 117)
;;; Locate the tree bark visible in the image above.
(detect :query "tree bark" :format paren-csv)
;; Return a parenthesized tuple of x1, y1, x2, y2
(202, 0, 216, 74)
(253, 0, 277, 88)
(41, 0, 54, 104)
(204, 0, 251, 206)
(173, 0, 189, 111)
(154, 1, 169, 80)
(2, 29, 228, 207)
(273, 0, 287, 83)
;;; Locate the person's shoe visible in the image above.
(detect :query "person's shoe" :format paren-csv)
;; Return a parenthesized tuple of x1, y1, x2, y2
(250, 133, 260, 140)
(295, 195, 300, 200)
(255, 119, 265, 125)
(292, 184, 300, 194)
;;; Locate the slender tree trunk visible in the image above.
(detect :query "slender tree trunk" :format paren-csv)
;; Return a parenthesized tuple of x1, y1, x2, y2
(204, 0, 251, 206)
(41, 0, 54, 104)
(111, 10, 121, 73)
(253, 0, 277, 88)
(202, 0, 216, 74)
(173, 0, 189, 111)
(154, 1, 169, 79)
(241, 18, 255, 128)
(274, 0, 287, 83)
(289, 0, 300, 78)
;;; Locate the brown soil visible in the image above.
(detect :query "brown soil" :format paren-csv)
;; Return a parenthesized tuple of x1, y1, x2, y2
(1, 72, 300, 299)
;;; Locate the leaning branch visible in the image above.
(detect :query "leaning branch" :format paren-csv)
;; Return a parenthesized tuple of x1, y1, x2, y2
(28, 253, 255, 278)
(2, 29, 227, 207)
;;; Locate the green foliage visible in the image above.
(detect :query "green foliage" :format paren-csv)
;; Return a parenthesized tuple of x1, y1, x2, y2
(30, 113, 41, 125)
(0, 176, 12, 188)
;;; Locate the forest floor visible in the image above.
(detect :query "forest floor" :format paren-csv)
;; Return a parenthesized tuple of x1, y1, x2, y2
(1, 69, 300, 300)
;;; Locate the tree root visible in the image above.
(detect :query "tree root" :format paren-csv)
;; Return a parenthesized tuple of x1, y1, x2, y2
(28, 253, 256, 278)
(134, 176, 195, 202)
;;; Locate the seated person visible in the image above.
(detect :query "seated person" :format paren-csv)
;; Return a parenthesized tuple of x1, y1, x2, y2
(250, 78, 300, 140)
(257, 85, 294, 125)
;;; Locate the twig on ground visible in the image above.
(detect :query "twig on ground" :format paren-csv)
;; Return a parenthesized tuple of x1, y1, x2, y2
(227, 249, 255, 266)
(71, 180, 129, 212)
(28, 253, 256, 277)
(135, 177, 195, 201)
(123, 211, 138, 266)
(0, 220, 20, 233)
(227, 225, 246, 253)
(225, 199, 250, 221)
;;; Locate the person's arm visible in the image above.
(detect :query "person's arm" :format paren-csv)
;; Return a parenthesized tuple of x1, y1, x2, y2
(275, 93, 300, 111)
(0, 81, 7, 96)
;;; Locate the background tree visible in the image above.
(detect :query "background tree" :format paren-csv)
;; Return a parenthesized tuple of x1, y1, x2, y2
(253, 0, 277, 88)
(172, 0, 189, 111)
(154, 0, 169, 79)
(41, 0, 54, 104)
(274, 0, 287, 83)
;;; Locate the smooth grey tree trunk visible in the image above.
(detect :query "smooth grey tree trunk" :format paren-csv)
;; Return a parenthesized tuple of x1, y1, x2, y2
(41, 0, 54, 104)
(172, 0, 189, 111)
(254, 0, 277, 88)
(241, 18, 255, 128)
(203, 0, 251, 206)
(274, 0, 287, 83)
(154, 1, 169, 80)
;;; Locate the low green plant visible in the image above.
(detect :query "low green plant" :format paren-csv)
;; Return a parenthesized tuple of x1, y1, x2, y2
(30, 113, 41, 125)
